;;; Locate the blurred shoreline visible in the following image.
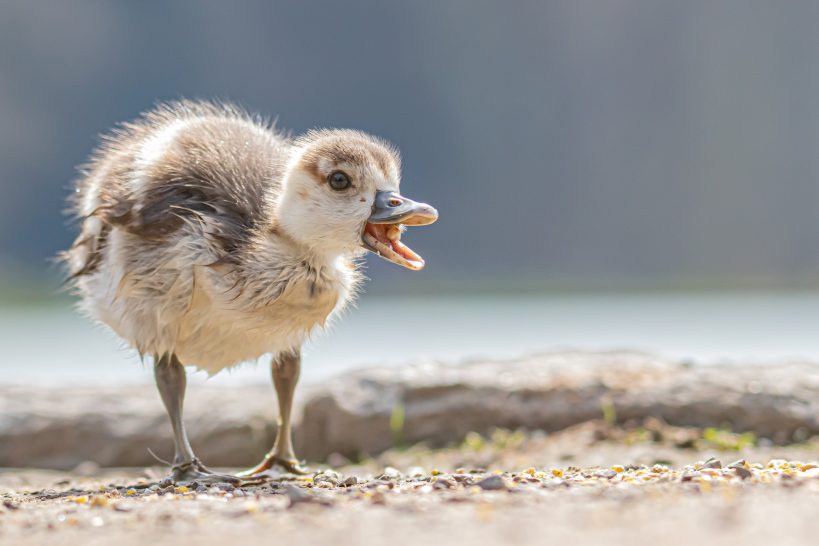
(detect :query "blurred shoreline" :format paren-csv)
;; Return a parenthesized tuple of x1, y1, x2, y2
(9, 268, 819, 307)
(3, 289, 819, 388)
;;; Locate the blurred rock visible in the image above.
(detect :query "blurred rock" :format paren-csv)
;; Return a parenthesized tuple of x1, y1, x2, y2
(3, 350, 819, 468)
(296, 351, 819, 460)
(0, 383, 277, 469)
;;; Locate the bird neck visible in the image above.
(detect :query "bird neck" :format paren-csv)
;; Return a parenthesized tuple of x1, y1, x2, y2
(239, 225, 354, 283)
(228, 230, 359, 311)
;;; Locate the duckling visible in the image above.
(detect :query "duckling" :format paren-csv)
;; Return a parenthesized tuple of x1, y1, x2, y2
(62, 100, 438, 482)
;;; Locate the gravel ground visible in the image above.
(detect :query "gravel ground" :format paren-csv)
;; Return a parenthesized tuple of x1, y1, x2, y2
(3, 421, 819, 546)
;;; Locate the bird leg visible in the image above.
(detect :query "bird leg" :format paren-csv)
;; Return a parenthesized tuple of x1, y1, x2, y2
(154, 353, 242, 484)
(237, 350, 308, 476)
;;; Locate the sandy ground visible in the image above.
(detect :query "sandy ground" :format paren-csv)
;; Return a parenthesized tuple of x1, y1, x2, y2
(3, 421, 819, 546)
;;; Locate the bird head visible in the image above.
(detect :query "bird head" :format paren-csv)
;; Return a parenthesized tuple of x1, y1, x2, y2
(276, 129, 438, 270)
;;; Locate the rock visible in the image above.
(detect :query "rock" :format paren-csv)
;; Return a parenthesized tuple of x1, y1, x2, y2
(595, 469, 618, 479)
(733, 467, 753, 480)
(433, 477, 456, 489)
(284, 485, 312, 506)
(340, 476, 359, 487)
(801, 468, 819, 478)
(451, 474, 474, 485)
(314, 471, 341, 486)
(4, 351, 819, 468)
(0, 383, 277, 469)
(476, 475, 507, 491)
(727, 459, 747, 470)
(296, 352, 819, 461)
(376, 467, 402, 480)
(369, 491, 386, 505)
(702, 457, 722, 469)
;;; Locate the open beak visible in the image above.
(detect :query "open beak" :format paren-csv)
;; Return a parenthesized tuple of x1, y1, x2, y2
(361, 190, 438, 270)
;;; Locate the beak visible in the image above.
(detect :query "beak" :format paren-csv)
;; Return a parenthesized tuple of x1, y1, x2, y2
(361, 190, 438, 270)
(367, 191, 439, 226)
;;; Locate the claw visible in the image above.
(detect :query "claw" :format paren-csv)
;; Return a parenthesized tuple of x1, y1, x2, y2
(237, 455, 310, 477)
(276, 457, 310, 475)
(168, 458, 267, 485)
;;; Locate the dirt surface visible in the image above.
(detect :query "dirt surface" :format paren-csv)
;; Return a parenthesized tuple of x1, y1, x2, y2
(3, 421, 819, 546)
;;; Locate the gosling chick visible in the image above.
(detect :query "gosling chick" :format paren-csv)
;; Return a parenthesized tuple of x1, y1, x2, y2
(62, 100, 438, 482)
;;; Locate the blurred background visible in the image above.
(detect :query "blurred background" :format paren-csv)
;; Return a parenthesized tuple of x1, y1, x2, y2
(2, 1, 819, 386)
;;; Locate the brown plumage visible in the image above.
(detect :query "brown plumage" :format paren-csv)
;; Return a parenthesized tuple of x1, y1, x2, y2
(67, 102, 283, 277)
(62, 99, 437, 482)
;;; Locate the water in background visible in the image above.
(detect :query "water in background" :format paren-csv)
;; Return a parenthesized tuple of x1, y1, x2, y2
(2, 291, 818, 387)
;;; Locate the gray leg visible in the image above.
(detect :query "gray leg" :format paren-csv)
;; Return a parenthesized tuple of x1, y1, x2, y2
(154, 353, 195, 465)
(272, 349, 301, 462)
(154, 353, 241, 484)
(238, 350, 307, 476)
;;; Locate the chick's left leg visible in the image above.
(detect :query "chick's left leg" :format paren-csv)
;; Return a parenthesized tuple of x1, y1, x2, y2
(238, 349, 308, 476)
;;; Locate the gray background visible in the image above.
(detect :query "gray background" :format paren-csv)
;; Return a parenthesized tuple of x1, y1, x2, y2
(2, 1, 818, 296)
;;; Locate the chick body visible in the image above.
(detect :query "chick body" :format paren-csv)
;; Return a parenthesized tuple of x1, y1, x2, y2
(67, 101, 358, 373)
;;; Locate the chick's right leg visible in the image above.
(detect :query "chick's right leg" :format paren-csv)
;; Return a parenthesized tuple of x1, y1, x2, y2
(154, 353, 240, 484)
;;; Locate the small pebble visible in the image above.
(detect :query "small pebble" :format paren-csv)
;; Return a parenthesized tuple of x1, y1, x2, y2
(433, 478, 456, 489)
(476, 475, 506, 491)
(377, 467, 402, 480)
(314, 471, 340, 486)
(702, 457, 722, 469)
(285, 485, 313, 507)
(733, 466, 753, 480)
(89, 495, 109, 508)
(595, 469, 618, 479)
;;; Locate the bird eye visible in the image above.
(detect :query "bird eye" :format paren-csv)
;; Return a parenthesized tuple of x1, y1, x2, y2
(328, 171, 352, 191)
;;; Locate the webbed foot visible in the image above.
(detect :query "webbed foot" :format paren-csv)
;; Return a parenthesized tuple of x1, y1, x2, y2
(236, 455, 310, 477)
(167, 458, 250, 485)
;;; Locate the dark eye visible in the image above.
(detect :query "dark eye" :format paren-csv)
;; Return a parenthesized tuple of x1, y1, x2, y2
(328, 171, 352, 190)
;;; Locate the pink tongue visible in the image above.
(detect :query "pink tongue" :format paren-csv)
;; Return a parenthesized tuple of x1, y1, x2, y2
(365, 222, 423, 263)
(390, 239, 423, 262)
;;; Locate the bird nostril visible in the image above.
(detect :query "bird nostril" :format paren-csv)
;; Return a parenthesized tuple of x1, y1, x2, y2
(388, 198, 402, 207)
